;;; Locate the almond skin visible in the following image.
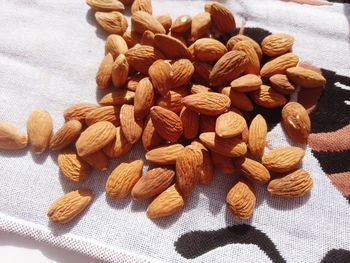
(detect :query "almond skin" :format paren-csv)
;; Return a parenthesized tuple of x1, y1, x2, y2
(199, 132, 247, 157)
(134, 77, 155, 120)
(150, 106, 183, 142)
(131, 11, 166, 34)
(76, 121, 116, 157)
(267, 169, 313, 197)
(103, 126, 133, 158)
(131, 167, 175, 200)
(154, 34, 191, 59)
(95, 11, 128, 34)
(171, 59, 195, 89)
(47, 189, 93, 224)
(120, 104, 144, 144)
(286, 67, 326, 88)
(105, 160, 144, 198)
(111, 54, 129, 88)
(96, 53, 113, 89)
(205, 2, 235, 33)
(211, 151, 235, 175)
(99, 90, 135, 106)
(193, 61, 212, 84)
(86, 0, 125, 12)
(64, 103, 98, 123)
(250, 85, 287, 108)
(269, 74, 296, 95)
(261, 33, 294, 57)
(188, 12, 211, 42)
(85, 106, 121, 127)
(220, 87, 254, 112)
(182, 93, 231, 116)
(171, 15, 192, 33)
(248, 114, 267, 157)
(147, 184, 184, 219)
(190, 141, 214, 185)
(233, 40, 260, 75)
(215, 111, 247, 138)
(127, 74, 144, 91)
(262, 146, 305, 173)
(190, 84, 212, 94)
(58, 148, 91, 182)
(142, 116, 163, 151)
(148, 60, 173, 96)
(49, 120, 82, 151)
(140, 30, 155, 46)
(81, 149, 109, 171)
(282, 102, 311, 144)
(105, 34, 128, 59)
(226, 35, 263, 60)
(260, 53, 299, 77)
(27, 109, 53, 154)
(156, 87, 188, 113)
(226, 179, 256, 220)
(199, 115, 217, 133)
(180, 107, 199, 140)
(230, 74, 262, 92)
(131, 0, 152, 14)
(145, 144, 184, 165)
(156, 15, 172, 33)
(233, 157, 271, 183)
(0, 121, 28, 150)
(123, 31, 141, 48)
(193, 38, 227, 63)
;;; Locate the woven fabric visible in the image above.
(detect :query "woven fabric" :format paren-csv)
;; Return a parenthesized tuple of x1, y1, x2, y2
(0, 0, 350, 262)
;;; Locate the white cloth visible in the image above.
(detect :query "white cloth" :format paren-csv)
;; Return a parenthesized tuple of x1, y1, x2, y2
(0, 0, 350, 262)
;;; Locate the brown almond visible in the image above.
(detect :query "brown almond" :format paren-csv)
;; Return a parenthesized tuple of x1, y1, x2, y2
(199, 115, 217, 133)
(0, 121, 28, 150)
(146, 144, 184, 165)
(193, 38, 227, 63)
(85, 106, 121, 126)
(95, 11, 128, 34)
(182, 93, 231, 116)
(140, 30, 155, 46)
(64, 103, 98, 123)
(211, 151, 235, 175)
(230, 74, 262, 92)
(127, 74, 144, 91)
(282, 102, 311, 144)
(49, 120, 82, 151)
(111, 54, 129, 88)
(86, 0, 125, 12)
(82, 149, 109, 171)
(262, 33, 294, 57)
(150, 106, 183, 142)
(99, 90, 135, 106)
(132, 167, 175, 200)
(248, 114, 267, 157)
(58, 148, 91, 182)
(171, 59, 195, 89)
(122, 31, 141, 48)
(220, 87, 254, 112)
(131, 11, 165, 34)
(226, 35, 263, 60)
(96, 53, 113, 89)
(154, 34, 191, 59)
(27, 109, 53, 154)
(180, 107, 199, 140)
(76, 121, 116, 157)
(131, 0, 152, 14)
(269, 74, 296, 95)
(148, 59, 173, 96)
(156, 86, 187, 114)
(47, 189, 93, 224)
(171, 15, 192, 33)
(190, 84, 212, 94)
(260, 53, 299, 77)
(134, 77, 155, 120)
(142, 116, 163, 151)
(193, 61, 212, 84)
(262, 146, 305, 173)
(233, 40, 260, 75)
(205, 2, 235, 33)
(120, 104, 144, 144)
(103, 126, 133, 158)
(190, 141, 214, 185)
(233, 157, 271, 183)
(267, 169, 313, 197)
(188, 12, 211, 42)
(199, 132, 247, 157)
(286, 67, 326, 88)
(156, 15, 172, 33)
(250, 85, 287, 108)
(105, 34, 128, 59)
(105, 160, 143, 198)
(215, 111, 247, 138)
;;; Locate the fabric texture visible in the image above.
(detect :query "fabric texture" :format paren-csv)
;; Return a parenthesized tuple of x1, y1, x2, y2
(0, 0, 350, 262)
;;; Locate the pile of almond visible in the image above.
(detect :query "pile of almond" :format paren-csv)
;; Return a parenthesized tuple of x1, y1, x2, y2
(0, 0, 326, 223)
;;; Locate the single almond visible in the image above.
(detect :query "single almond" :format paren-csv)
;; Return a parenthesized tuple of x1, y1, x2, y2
(85, 106, 121, 126)
(145, 144, 184, 165)
(230, 74, 262, 92)
(190, 84, 212, 94)
(147, 184, 184, 219)
(233, 157, 271, 183)
(86, 0, 125, 12)
(96, 53, 113, 89)
(199, 115, 217, 133)
(190, 141, 214, 185)
(226, 35, 263, 60)
(226, 179, 256, 220)
(131, 0, 152, 14)
(154, 34, 191, 59)
(262, 146, 305, 173)
(142, 116, 163, 151)
(250, 85, 287, 108)
(120, 104, 144, 144)
(76, 121, 116, 157)
(111, 54, 129, 88)
(134, 77, 155, 120)
(148, 59, 173, 96)
(103, 126, 133, 157)
(122, 31, 141, 48)
(156, 87, 188, 113)
(171, 15, 192, 33)
(64, 103, 98, 123)
(27, 109, 53, 154)
(286, 67, 326, 88)
(58, 148, 91, 182)
(248, 114, 267, 157)
(140, 30, 155, 46)
(261, 33, 294, 57)
(269, 74, 296, 95)
(131, 11, 165, 34)
(193, 38, 227, 63)
(215, 110, 247, 138)
(95, 11, 128, 34)
(171, 59, 195, 89)
(205, 2, 235, 33)
(220, 87, 254, 112)
(282, 102, 311, 144)
(99, 90, 135, 106)
(131, 167, 175, 200)
(260, 53, 299, 77)
(267, 169, 313, 197)
(49, 120, 82, 151)
(105, 34, 128, 59)
(156, 15, 172, 33)
(47, 189, 93, 224)
(182, 93, 231, 116)
(127, 74, 144, 91)
(0, 121, 28, 150)
(211, 151, 235, 175)
(180, 107, 199, 140)
(150, 106, 183, 142)
(105, 160, 143, 198)
(199, 132, 247, 157)
(82, 149, 109, 171)
(193, 61, 212, 84)
(233, 40, 260, 75)
(188, 12, 211, 42)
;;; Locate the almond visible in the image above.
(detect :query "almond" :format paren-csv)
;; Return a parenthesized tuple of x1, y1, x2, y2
(95, 11, 128, 34)
(286, 67, 326, 88)
(85, 106, 121, 126)
(230, 74, 262, 92)
(142, 116, 163, 151)
(127, 74, 144, 91)
(282, 102, 311, 144)
(105, 34, 128, 59)
(27, 109, 53, 154)
(193, 61, 212, 84)
(188, 12, 211, 42)
(134, 77, 155, 120)
(182, 93, 231, 116)
(103, 126, 133, 157)
(250, 85, 287, 108)
(58, 148, 91, 182)
(190, 84, 212, 94)
(132, 167, 175, 200)
(171, 59, 195, 89)
(226, 35, 263, 60)
(269, 74, 296, 95)
(147, 184, 184, 219)
(131, 11, 165, 34)
(0, 121, 28, 150)
(267, 169, 313, 197)
(180, 107, 199, 140)
(105, 160, 143, 198)
(49, 120, 82, 151)
(148, 60, 173, 96)
(226, 179, 256, 220)
(171, 15, 192, 33)
(248, 114, 267, 157)
(211, 151, 235, 175)
(145, 144, 184, 165)
(219, 86, 254, 112)
(47, 189, 93, 224)
(140, 30, 155, 46)
(156, 87, 188, 113)
(86, 0, 125, 12)
(154, 34, 191, 59)
(156, 15, 172, 33)
(119, 0, 134, 5)
(76, 121, 116, 157)
(99, 90, 135, 106)
(262, 146, 305, 173)
(150, 106, 183, 142)
(82, 149, 109, 171)
(120, 104, 144, 144)
(199, 132, 247, 157)
(233, 40, 260, 75)
(111, 54, 129, 88)
(125, 44, 165, 74)
(64, 103, 98, 123)
(193, 38, 227, 62)
(260, 53, 299, 77)
(199, 115, 217, 133)
(123, 31, 141, 48)
(261, 33, 294, 57)
(131, 0, 152, 14)
(209, 50, 248, 87)
(215, 110, 247, 138)
(233, 157, 271, 183)
(190, 141, 214, 185)
(96, 53, 113, 89)
(205, 2, 235, 33)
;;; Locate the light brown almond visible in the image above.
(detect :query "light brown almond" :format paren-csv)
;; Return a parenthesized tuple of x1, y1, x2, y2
(262, 33, 294, 57)
(49, 120, 82, 151)
(248, 114, 267, 157)
(215, 111, 247, 138)
(58, 148, 91, 182)
(86, 0, 125, 12)
(190, 141, 214, 185)
(156, 87, 187, 113)
(82, 149, 109, 171)
(145, 144, 184, 165)
(182, 93, 231, 116)
(131, 0, 152, 14)
(188, 12, 211, 42)
(85, 106, 120, 127)
(233, 40, 260, 75)
(154, 34, 191, 59)
(205, 2, 235, 33)
(142, 116, 163, 151)
(0, 121, 28, 150)
(148, 60, 173, 96)
(131, 11, 165, 34)
(260, 53, 299, 77)
(180, 107, 199, 140)
(111, 54, 129, 88)
(250, 85, 287, 108)
(211, 151, 235, 175)
(233, 157, 271, 183)
(96, 53, 113, 89)
(120, 104, 143, 144)
(190, 84, 212, 94)
(99, 90, 135, 106)
(171, 59, 195, 89)
(220, 86, 254, 112)
(230, 74, 262, 92)
(95, 11, 128, 34)
(64, 103, 98, 123)
(171, 15, 192, 33)
(226, 35, 263, 60)
(134, 77, 155, 120)
(127, 74, 144, 91)
(193, 38, 227, 63)
(105, 34, 128, 59)
(269, 74, 296, 95)
(103, 126, 133, 158)
(286, 67, 326, 88)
